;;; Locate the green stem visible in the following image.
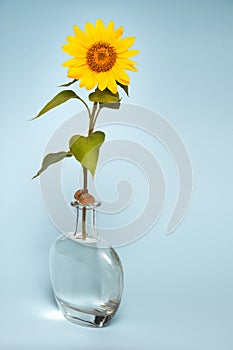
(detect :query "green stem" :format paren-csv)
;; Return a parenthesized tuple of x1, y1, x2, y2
(81, 102, 98, 240)
(79, 97, 92, 119)
(88, 102, 98, 135)
(92, 106, 101, 130)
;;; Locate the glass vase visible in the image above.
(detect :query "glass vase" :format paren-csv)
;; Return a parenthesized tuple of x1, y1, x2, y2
(49, 201, 124, 328)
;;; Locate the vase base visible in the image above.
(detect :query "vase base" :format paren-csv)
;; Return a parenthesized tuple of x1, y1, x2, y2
(56, 297, 115, 328)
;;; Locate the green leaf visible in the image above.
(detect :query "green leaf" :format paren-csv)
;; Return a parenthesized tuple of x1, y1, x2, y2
(59, 79, 78, 87)
(69, 131, 105, 177)
(89, 88, 120, 103)
(31, 90, 82, 120)
(32, 151, 72, 179)
(117, 81, 129, 96)
(100, 102, 121, 110)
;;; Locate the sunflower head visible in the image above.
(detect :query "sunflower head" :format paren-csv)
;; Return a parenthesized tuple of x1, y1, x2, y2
(62, 19, 139, 95)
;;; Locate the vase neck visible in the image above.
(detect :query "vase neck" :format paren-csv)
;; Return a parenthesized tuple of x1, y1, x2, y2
(71, 201, 101, 241)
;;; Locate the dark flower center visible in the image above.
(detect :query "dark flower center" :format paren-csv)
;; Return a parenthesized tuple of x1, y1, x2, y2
(86, 41, 117, 73)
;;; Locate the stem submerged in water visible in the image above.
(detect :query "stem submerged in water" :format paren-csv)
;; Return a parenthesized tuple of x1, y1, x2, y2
(81, 167, 88, 240)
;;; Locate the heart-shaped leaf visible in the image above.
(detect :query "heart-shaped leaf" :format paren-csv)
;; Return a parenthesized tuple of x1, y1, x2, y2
(32, 151, 72, 179)
(69, 131, 105, 177)
(89, 88, 120, 103)
(31, 90, 85, 120)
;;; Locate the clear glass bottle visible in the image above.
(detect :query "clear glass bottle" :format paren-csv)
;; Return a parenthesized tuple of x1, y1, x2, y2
(49, 201, 124, 327)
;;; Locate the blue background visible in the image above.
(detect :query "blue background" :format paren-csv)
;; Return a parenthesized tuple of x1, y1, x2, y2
(1, 0, 233, 349)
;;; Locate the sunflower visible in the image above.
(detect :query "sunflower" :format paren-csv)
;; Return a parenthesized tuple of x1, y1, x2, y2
(62, 19, 139, 94)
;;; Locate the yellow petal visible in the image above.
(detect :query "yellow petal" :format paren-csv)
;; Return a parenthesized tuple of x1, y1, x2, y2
(112, 68, 130, 85)
(66, 35, 76, 43)
(62, 43, 77, 57)
(79, 71, 97, 90)
(85, 72, 98, 90)
(118, 49, 140, 58)
(67, 67, 83, 79)
(115, 36, 136, 52)
(79, 78, 86, 88)
(117, 64, 138, 72)
(127, 65, 138, 72)
(98, 72, 108, 91)
(73, 25, 85, 37)
(105, 21, 114, 41)
(85, 22, 96, 42)
(69, 39, 86, 54)
(86, 80, 98, 90)
(73, 25, 90, 47)
(63, 58, 86, 67)
(115, 26, 124, 39)
(107, 76, 118, 94)
(115, 58, 138, 71)
(117, 58, 137, 65)
(107, 21, 114, 33)
(62, 43, 82, 57)
(96, 18, 105, 41)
